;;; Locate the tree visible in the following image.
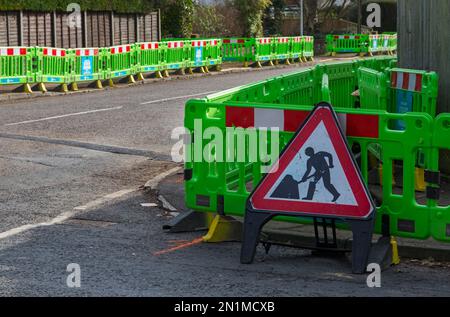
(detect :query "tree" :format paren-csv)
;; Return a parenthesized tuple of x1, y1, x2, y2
(264, 0, 285, 36)
(232, 0, 272, 37)
(160, 0, 194, 38)
(304, 0, 356, 33)
(192, 2, 227, 37)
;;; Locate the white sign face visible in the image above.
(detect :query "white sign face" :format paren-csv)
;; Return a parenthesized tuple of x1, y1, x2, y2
(265, 121, 357, 206)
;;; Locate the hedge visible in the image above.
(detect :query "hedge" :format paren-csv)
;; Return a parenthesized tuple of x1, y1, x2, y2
(0, 0, 156, 13)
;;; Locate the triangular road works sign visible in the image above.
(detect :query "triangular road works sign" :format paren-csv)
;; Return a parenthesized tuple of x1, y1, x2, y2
(250, 102, 375, 219)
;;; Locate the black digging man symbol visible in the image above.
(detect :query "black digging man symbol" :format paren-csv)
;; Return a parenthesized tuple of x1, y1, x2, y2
(270, 147, 341, 203)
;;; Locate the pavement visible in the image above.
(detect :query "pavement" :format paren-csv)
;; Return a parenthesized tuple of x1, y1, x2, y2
(0, 57, 449, 296)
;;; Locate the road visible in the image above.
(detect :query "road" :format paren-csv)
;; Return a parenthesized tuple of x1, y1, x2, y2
(0, 63, 449, 296)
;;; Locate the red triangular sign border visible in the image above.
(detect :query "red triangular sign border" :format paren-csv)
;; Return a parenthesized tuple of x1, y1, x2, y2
(250, 103, 375, 220)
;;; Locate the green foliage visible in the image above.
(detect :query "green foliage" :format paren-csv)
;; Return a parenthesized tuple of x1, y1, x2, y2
(192, 3, 226, 38)
(232, 0, 272, 37)
(0, 0, 156, 13)
(161, 0, 194, 38)
(264, 0, 285, 36)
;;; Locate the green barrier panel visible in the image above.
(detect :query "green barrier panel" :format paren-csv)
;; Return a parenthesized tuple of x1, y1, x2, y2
(187, 39, 222, 70)
(302, 36, 314, 60)
(358, 67, 388, 111)
(314, 61, 358, 108)
(35, 47, 70, 92)
(68, 48, 105, 89)
(0, 47, 35, 91)
(135, 42, 163, 78)
(105, 44, 136, 82)
(388, 68, 439, 118)
(430, 113, 450, 242)
(290, 36, 303, 61)
(222, 38, 254, 64)
(184, 60, 446, 242)
(368, 34, 382, 55)
(160, 40, 188, 72)
(273, 37, 290, 62)
(326, 34, 368, 54)
(255, 37, 273, 63)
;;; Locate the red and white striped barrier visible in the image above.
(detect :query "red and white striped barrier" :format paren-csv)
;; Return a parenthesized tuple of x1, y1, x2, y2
(226, 106, 379, 139)
(0, 47, 28, 56)
(293, 37, 302, 43)
(167, 41, 184, 49)
(278, 38, 289, 43)
(140, 42, 159, 50)
(75, 48, 99, 56)
(110, 45, 131, 54)
(303, 36, 314, 42)
(391, 71, 423, 92)
(258, 38, 271, 44)
(42, 48, 66, 57)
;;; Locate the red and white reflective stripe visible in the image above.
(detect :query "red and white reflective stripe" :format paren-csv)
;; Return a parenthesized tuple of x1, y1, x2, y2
(278, 37, 289, 43)
(168, 41, 184, 48)
(210, 39, 219, 46)
(293, 37, 302, 42)
(0, 47, 27, 56)
(259, 38, 271, 44)
(370, 35, 380, 39)
(223, 38, 245, 44)
(191, 41, 207, 47)
(110, 45, 131, 54)
(43, 48, 66, 57)
(304, 36, 313, 42)
(225, 107, 379, 139)
(75, 48, 99, 56)
(140, 42, 159, 50)
(391, 71, 423, 92)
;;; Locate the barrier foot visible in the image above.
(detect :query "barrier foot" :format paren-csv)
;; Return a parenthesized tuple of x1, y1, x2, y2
(177, 68, 186, 76)
(162, 210, 215, 233)
(23, 83, 33, 94)
(309, 57, 315, 62)
(332, 52, 337, 57)
(240, 210, 274, 264)
(155, 71, 163, 79)
(256, 61, 262, 68)
(243, 61, 249, 68)
(203, 215, 243, 243)
(187, 68, 194, 75)
(348, 217, 375, 274)
(163, 70, 170, 78)
(128, 75, 136, 84)
(60, 83, 69, 93)
(269, 60, 274, 67)
(38, 83, 47, 93)
(97, 80, 104, 89)
(285, 59, 291, 65)
(213, 64, 222, 72)
(302, 57, 308, 63)
(137, 73, 145, 81)
(415, 167, 426, 192)
(70, 83, 79, 91)
(200, 66, 206, 74)
(391, 236, 400, 265)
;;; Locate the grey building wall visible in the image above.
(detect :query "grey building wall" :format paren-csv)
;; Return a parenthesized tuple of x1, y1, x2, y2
(397, 0, 450, 114)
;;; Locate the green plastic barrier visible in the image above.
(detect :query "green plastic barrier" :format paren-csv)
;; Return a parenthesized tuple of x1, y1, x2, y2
(290, 36, 303, 61)
(430, 113, 450, 242)
(105, 44, 136, 82)
(184, 60, 448, 242)
(388, 68, 439, 119)
(326, 34, 367, 54)
(273, 37, 290, 62)
(35, 47, 71, 91)
(255, 37, 273, 63)
(368, 34, 382, 55)
(0, 46, 35, 91)
(135, 42, 163, 77)
(222, 38, 253, 64)
(302, 36, 314, 60)
(160, 40, 188, 72)
(187, 39, 222, 70)
(358, 67, 388, 111)
(68, 48, 105, 88)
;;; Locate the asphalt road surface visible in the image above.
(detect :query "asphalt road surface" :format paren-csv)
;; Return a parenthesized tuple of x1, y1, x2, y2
(0, 63, 449, 296)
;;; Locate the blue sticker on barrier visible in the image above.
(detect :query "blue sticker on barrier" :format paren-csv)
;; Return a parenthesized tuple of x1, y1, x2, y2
(395, 90, 413, 130)
(144, 66, 157, 71)
(195, 47, 203, 65)
(45, 77, 62, 83)
(81, 56, 93, 76)
(373, 40, 378, 49)
(114, 71, 127, 77)
(0, 78, 21, 84)
(80, 75, 94, 81)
